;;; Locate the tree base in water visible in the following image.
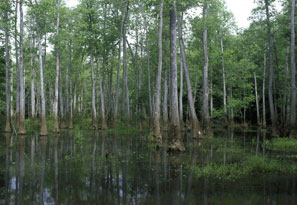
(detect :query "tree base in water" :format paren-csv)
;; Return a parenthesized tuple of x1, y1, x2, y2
(4, 120, 11, 133)
(53, 118, 60, 133)
(18, 126, 26, 135)
(40, 120, 48, 136)
(168, 138, 185, 152)
(153, 134, 162, 144)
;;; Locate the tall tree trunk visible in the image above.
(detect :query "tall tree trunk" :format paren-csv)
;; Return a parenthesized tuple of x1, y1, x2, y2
(178, 15, 202, 138)
(65, 43, 71, 126)
(193, 68, 199, 103)
(290, 0, 296, 130)
(10, 61, 14, 119)
(15, 0, 20, 126)
(210, 67, 213, 117)
(4, 3, 11, 133)
(97, 56, 107, 129)
(18, 0, 26, 134)
(284, 46, 290, 122)
(30, 37, 36, 120)
(179, 51, 184, 129)
(91, 49, 98, 130)
(59, 66, 65, 128)
(262, 51, 267, 128)
(114, 4, 128, 122)
(264, 0, 277, 133)
(254, 72, 261, 126)
(146, 24, 153, 125)
(153, 0, 164, 142)
(168, 0, 185, 152)
(220, 33, 227, 124)
(53, 0, 61, 133)
(69, 42, 73, 129)
(163, 72, 169, 131)
(123, 28, 130, 120)
(202, 0, 211, 135)
(35, 9, 48, 135)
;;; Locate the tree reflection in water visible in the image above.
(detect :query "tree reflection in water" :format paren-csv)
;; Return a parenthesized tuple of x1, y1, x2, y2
(1, 129, 297, 204)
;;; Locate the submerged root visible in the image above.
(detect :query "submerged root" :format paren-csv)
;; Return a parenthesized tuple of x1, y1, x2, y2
(168, 124, 185, 152)
(168, 138, 185, 152)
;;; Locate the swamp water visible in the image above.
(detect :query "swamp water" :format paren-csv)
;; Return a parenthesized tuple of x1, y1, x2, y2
(0, 128, 297, 204)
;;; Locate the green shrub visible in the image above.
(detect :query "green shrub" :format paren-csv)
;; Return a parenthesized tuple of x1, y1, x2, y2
(266, 138, 297, 152)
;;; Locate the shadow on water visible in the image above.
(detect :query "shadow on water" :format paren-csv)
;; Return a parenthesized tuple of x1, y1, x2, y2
(1, 127, 297, 204)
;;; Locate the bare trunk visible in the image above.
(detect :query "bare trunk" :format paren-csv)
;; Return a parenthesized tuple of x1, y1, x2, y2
(220, 34, 227, 122)
(202, 1, 211, 135)
(68, 43, 73, 129)
(10, 62, 14, 119)
(146, 24, 153, 123)
(262, 51, 267, 128)
(18, 0, 26, 134)
(193, 68, 198, 103)
(97, 56, 107, 129)
(123, 30, 130, 120)
(65, 43, 71, 126)
(30, 37, 36, 120)
(283, 46, 289, 121)
(114, 41, 121, 121)
(35, 10, 48, 135)
(91, 49, 98, 130)
(179, 52, 184, 128)
(152, 0, 164, 142)
(264, 0, 277, 133)
(114, 4, 128, 121)
(210, 67, 213, 117)
(4, 4, 11, 132)
(53, 0, 61, 133)
(15, 0, 20, 125)
(290, 0, 296, 128)
(178, 15, 202, 138)
(254, 72, 261, 126)
(163, 72, 168, 131)
(59, 67, 65, 128)
(168, 0, 185, 152)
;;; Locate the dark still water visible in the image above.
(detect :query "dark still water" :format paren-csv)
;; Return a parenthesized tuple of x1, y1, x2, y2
(1, 128, 297, 204)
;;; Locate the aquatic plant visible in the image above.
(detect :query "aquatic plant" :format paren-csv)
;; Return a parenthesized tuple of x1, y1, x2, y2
(265, 138, 297, 152)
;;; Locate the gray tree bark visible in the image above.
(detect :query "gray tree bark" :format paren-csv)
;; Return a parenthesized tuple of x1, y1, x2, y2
(163, 72, 168, 131)
(4, 3, 11, 132)
(262, 51, 267, 128)
(53, 0, 61, 132)
(18, 0, 26, 134)
(179, 49, 184, 129)
(91, 49, 98, 130)
(97, 56, 107, 129)
(153, 0, 164, 142)
(290, 0, 296, 129)
(202, 0, 212, 135)
(15, 0, 20, 126)
(178, 15, 202, 138)
(114, 3, 128, 122)
(168, 0, 185, 152)
(145, 23, 153, 124)
(30, 36, 36, 120)
(220, 33, 227, 123)
(264, 0, 277, 133)
(33, 2, 48, 135)
(254, 72, 261, 126)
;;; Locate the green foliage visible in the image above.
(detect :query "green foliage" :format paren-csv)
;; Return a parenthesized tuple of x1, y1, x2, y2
(74, 132, 85, 146)
(266, 138, 297, 152)
(196, 155, 297, 181)
(25, 119, 40, 133)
